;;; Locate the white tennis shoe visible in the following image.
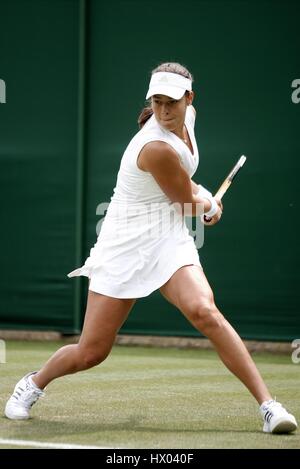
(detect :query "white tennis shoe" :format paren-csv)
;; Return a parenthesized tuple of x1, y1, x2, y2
(5, 372, 44, 420)
(260, 399, 298, 434)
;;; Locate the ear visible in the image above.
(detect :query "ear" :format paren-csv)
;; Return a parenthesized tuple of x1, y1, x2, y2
(186, 91, 194, 106)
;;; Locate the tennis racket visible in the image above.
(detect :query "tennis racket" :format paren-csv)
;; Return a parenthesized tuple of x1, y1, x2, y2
(204, 155, 247, 222)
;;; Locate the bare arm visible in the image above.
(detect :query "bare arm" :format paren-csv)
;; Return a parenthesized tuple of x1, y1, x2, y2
(191, 179, 200, 195)
(137, 141, 211, 216)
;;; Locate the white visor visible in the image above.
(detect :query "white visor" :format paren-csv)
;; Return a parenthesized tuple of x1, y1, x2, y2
(146, 72, 192, 100)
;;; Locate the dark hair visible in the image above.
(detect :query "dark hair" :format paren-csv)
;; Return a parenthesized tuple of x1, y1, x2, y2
(138, 62, 193, 128)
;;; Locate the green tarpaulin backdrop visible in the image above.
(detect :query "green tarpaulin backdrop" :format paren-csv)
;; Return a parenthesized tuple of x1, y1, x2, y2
(0, 0, 299, 340)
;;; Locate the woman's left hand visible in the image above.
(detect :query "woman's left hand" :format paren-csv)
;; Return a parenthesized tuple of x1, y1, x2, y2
(203, 199, 223, 226)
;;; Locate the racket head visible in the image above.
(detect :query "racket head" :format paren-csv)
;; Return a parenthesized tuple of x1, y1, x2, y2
(228, 155, 247, 183)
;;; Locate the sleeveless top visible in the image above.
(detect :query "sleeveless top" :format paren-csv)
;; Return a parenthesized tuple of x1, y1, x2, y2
(68, 105, 201, 298)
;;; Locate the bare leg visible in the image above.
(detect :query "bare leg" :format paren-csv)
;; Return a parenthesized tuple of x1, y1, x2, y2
(160, 265, 272, 404)
(32, 291, 135, 389)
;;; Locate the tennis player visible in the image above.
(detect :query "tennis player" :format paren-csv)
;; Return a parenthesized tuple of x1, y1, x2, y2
(5, 62, 297, 434)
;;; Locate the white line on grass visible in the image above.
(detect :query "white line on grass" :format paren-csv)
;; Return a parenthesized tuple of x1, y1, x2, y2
(0, 438, 115, 449)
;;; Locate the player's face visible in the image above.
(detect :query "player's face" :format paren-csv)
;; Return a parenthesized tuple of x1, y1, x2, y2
(151, 94, 190, 132)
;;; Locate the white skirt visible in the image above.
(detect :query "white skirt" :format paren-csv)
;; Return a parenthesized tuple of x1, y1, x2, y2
(68, 202, 201, 298)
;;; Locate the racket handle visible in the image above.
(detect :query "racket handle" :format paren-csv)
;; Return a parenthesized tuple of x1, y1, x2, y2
(204, 180, 232, 222)
(214, 180, 231, 200)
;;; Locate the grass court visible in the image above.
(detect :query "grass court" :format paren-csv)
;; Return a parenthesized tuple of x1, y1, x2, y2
(0, 341, 299, 449)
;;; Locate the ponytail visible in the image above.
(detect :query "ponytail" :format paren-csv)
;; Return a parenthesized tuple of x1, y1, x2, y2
(138, 106, 153, 128)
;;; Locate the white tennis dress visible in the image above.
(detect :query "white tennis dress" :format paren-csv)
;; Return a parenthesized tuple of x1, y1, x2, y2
(68, 105, 201, 298)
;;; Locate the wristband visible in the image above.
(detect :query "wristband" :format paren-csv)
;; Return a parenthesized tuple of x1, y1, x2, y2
(203, 196, 219, 219)
(197, 185, 218, 221)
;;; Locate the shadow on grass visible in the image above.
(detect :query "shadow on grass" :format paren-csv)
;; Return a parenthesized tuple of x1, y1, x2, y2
(0, 414, 267, 440)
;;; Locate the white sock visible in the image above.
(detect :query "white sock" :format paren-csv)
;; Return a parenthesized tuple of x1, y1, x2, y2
(260, 399, 275, 409)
